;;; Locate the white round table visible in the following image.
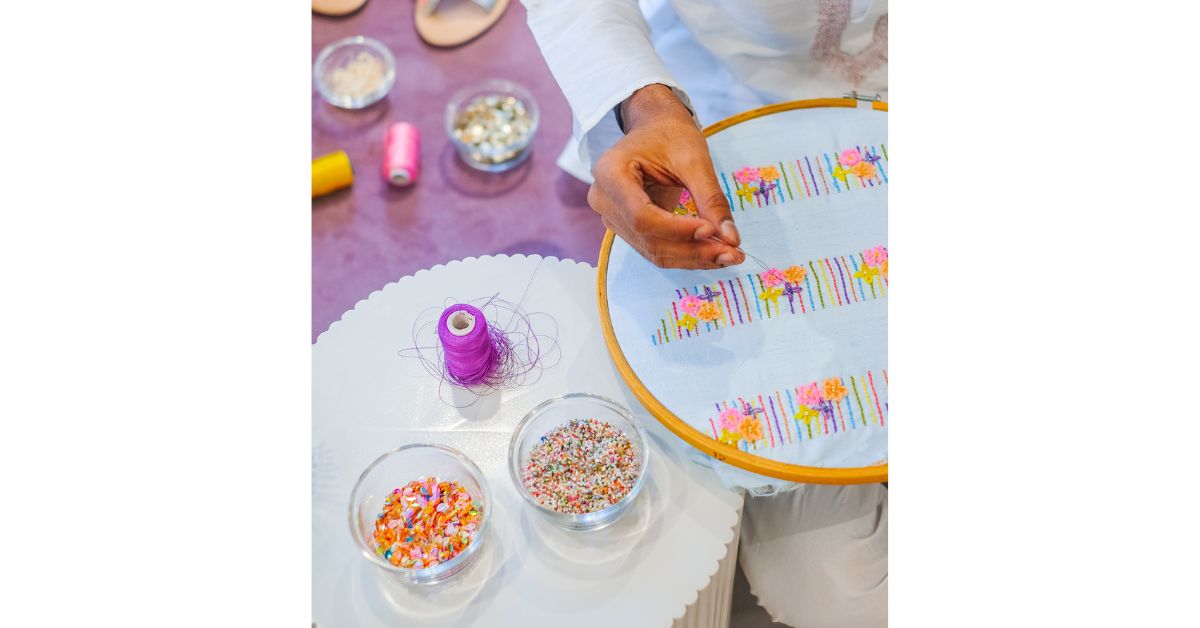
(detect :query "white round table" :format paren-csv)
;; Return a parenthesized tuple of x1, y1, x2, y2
(313, 255, 744, 628)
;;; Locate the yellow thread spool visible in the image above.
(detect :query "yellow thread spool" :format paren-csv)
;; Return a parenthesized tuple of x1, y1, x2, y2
(312, 150, 354, 197)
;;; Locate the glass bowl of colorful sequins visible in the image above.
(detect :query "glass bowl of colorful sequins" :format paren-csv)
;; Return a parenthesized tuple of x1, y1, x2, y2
(508, 393, 649, 531)
(313, 35, 396, 109)
(348, 444, 491, 585)
(445, 78, 540, 172)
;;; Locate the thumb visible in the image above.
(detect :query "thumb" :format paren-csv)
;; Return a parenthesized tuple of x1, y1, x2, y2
(677, 157, 740, 247)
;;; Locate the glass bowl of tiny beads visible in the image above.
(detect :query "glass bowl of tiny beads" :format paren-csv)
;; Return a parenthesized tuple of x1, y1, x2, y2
(313, 35, 396, 109)
(445, 78, 540, 172)
(509, 393, 649, 531)
(348, 444, 491, 585)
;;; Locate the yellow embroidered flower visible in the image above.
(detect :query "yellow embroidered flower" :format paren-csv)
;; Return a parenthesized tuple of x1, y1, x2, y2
(718, 429, 741, 446)
(831, 165, 851, 182)
(851, 161, 876, 179)
(696, 301, 722, 322)
(794, 405, 820, 426)
(854, 264, 879, 285)
(821, 378, 848, 402)
(677, 314, 698, 333)
(734, 184, 758, 205)
(759, 286, 783, 309)
(783, 265, 806, 284)
(738, 416, 764, 442)
(758, 165, 781, 182)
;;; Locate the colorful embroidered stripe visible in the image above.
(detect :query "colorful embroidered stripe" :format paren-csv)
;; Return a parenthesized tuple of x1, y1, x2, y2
(709, 371, 887, 450)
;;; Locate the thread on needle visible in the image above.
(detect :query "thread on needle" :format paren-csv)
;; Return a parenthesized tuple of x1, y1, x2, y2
(710, 235, 769, 270)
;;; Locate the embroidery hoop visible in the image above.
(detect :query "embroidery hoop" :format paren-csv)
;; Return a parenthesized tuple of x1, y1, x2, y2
(597, 98, 888, 485)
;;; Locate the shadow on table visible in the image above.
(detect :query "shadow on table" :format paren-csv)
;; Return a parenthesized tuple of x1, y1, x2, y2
(346, 499, 519, 624)
(438, 142, 533, 198)
(313, 98, 391, 138)
(554, 171, 591, 209)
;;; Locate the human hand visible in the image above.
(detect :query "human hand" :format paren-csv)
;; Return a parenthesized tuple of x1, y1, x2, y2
(588, 84, 744, 269)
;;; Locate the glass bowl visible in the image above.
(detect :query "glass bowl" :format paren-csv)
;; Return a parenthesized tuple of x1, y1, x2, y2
(508, 393, 649, 531)
(348, 444, 491, 585)
(445, 79, 540, 172)
(313, 36, 396, 109)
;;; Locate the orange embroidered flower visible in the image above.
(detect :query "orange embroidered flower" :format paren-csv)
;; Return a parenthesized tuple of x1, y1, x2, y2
(851, 161, 876, 179)
(821, 378, 848, 402)
(738, 416, 764, 442)
(783, 265, 807, 284)
(758, 165, 781, 182)
(881, 259, 888, 279)
(696, 301, 722, 322)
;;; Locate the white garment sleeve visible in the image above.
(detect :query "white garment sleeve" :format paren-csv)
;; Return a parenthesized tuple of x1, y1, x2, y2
(521, 0, 698, 179)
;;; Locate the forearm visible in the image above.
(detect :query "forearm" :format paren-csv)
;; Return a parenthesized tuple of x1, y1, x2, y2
(522, 0, 684, 132)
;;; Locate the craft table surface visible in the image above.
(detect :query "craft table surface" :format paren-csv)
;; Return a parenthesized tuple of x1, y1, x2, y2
(313, 2, 604, 342)
(312, 255, 742, 627)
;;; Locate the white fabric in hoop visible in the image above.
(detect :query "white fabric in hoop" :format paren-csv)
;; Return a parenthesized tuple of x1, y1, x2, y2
(604, 103, 888, 486)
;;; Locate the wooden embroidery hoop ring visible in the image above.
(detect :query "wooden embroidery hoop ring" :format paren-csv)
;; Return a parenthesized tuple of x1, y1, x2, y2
(597, 97, 889, 485)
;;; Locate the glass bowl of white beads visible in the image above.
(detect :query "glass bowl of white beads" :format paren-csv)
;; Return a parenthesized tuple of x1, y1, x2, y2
(445, 78, 540, 172)
(508, 393, 649, 531)
(313, 36, 396, 109)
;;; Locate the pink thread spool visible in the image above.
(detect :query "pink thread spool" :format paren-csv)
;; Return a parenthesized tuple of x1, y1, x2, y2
(382, 122, 420, 187)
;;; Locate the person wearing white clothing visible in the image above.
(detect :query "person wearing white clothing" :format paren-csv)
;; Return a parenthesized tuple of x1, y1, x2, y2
(521, 1, 888, 626)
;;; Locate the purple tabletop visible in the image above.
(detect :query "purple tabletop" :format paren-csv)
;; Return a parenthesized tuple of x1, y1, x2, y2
(312, 2, 604, 342)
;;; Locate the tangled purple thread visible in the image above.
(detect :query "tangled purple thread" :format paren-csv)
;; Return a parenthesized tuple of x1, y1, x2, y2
(400, 295, 559, 405)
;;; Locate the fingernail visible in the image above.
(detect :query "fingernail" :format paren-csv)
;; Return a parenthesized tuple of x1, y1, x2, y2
(716, 252, 735, 265)
(693, 223, 715, 240)
(721, 220, 740, 245)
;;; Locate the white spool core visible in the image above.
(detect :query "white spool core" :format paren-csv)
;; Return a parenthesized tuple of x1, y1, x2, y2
(447, 310, 476, 336)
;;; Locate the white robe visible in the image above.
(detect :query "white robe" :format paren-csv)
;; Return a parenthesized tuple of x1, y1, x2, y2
(522, 0, 888, 182)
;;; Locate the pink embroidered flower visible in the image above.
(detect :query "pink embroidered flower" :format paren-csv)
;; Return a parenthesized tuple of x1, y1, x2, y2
(783, 265, 807, 284)
(738, 416, 764, 442)
(696, 301, 722, 322)
(734, 167, 760, 185)
(678, 189, 692, 205)
(838, 148, 862, 167)
(797, 382, 823, 406)
(850, 161, 876, 179)
(718, 407, 744, 433)
(760, 267, 786, 288)
(757, 165, 781, 182)
(863, 245, 888, 268)
(678, 294, 703, 315)
(821, 378, 848, 402)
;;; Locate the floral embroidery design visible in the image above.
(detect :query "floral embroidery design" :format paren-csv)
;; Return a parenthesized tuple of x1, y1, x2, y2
(854, 245, 888, 285)
(715, 405, 767, 447)
(675, 189, 698, 216)
(707, 370, 888, 451)
(794, 377, 852, 438)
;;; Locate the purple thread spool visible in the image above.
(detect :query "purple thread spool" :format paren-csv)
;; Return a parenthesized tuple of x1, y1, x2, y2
(437, 304, 506, 387)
